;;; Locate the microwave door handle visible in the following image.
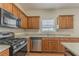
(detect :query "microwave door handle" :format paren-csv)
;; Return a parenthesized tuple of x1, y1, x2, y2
(3, 16, 7, 24)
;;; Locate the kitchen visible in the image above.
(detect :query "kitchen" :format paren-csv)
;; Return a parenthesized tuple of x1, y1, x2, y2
(0, 3, 79, 56)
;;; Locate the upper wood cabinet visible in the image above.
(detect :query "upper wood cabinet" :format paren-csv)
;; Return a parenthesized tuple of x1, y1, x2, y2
(0, 3, 28, 29)
(21, 15, 28, 29)
(12, 4, 19, 18)
(19, 11, 28, 29)
(58, 15, 73, 29)
(28, 16, 40, 29)
(2, 3, 13, 13)
(0, 4, 2, 8)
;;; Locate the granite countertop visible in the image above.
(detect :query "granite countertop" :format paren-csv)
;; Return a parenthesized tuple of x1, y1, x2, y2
(14, 29, 79, 38)
(14, 32, 70, 37)
(61, 42, 79, 56)
(14, 32, 79, 38)
(0, 45, 10, 52)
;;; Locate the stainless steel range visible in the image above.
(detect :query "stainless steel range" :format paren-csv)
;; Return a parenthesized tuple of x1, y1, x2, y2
(0, 32, 27, 56)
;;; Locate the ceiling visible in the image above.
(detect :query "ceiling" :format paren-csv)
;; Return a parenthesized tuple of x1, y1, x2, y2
(18, 3, 79, 10)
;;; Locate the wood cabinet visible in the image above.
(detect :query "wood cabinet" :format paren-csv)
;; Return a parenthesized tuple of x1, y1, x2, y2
(0, 4, 2, 8)
(12, 4, 19, 18)
(42, 37, 59, 52)
(12, 4, 28, 29)
(21, 15, 28, 29)
(42, 37, 65, 52)
(19, 11, 28, 29)
(29, 37, 79, 53)
(28, 16, 40, 29)
(1, 3, 19, 18)
(0, 49, 9, 56)
(2, 3, 13, 13)
(0, 3, 28, 29)
(58, 15, 73, 29)
(29, 37, 65, 52)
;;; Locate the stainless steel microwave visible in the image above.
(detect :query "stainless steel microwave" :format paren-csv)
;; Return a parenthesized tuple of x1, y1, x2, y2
(0, 8, 20, 28)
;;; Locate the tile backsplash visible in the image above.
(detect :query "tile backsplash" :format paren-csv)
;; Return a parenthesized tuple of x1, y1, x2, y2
(0, 27, 25, 33)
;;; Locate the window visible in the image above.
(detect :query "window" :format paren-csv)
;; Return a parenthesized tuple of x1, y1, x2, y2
(41, 19, 57, 33)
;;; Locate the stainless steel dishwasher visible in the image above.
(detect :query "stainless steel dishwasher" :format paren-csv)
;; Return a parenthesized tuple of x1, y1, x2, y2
(30, 37, 42, 52)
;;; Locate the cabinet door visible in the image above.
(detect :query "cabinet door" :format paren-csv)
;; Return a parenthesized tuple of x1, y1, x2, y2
(22, 15, 28, 29)
(0, 49, 9, 56)
(58, 39, 65, 52)
(48, 38, 58, 52)
(19, 12, 28, 29)
(42, 37, 59, 52)
(2, 3, 13, 13)
(32, 17, 39, 29)
(27, 17, 32, 29)
(58, 15, 73, 29)
(19, 11, 23, 28)
(66, 16, 73, 29)
(42, 38, 49, 52)
(28, 16, 40, 29)
(12, 4, 19, 18)
(0, 4, 2, 8)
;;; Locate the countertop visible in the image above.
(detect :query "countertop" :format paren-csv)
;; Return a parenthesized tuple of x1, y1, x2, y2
(0, 45, 10, 52)
(14, 32, 79, 38)
(61, 42, 79, 56)
(13, 29, 79, 38)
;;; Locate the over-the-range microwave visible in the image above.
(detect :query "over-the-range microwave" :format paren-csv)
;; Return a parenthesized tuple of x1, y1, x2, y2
(0, 8, 21, 28)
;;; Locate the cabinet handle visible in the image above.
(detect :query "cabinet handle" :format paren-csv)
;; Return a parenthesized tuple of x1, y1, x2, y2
(49, 42, 57, 45)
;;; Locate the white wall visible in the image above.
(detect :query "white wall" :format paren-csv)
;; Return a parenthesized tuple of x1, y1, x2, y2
(1, 5, 79, 37)
(26, 9, 53, 19)
(0, 27, 25, 33)
(25, 8, 79, 36)
(51, 8, 79, 36)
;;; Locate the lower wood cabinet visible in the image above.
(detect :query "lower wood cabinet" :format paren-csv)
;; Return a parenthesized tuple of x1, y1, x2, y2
(42, 38, 58, 52)
(30, 37, 65, 53)
(0, 49, 9, 56)
(42, 37, 64, 52)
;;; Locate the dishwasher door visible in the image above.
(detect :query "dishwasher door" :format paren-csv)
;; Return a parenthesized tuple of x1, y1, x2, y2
(31, 37, 42, 52)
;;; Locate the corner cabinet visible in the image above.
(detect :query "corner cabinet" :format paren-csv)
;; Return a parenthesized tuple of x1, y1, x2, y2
(58, 15, 73, 29)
